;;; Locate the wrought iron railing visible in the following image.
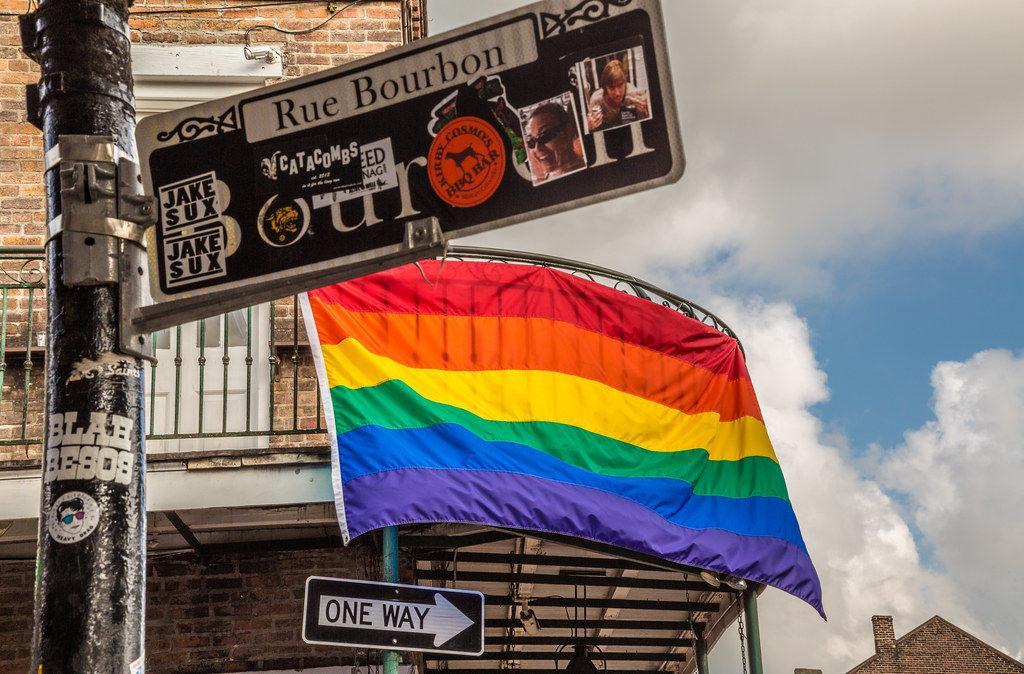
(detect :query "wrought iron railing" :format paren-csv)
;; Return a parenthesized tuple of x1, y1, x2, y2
(140, 294, 325, 449)
(0, 246, 46, 449)
(0, 247, 327, 452)
(447, 246, 740, 341)
(0, 246, 738, 454)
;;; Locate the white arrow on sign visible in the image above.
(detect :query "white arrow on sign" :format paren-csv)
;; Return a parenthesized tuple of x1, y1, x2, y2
(318, 592, 475, 647)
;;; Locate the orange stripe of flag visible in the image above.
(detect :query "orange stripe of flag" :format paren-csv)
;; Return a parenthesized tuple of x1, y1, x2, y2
(309, 296, 763, 422)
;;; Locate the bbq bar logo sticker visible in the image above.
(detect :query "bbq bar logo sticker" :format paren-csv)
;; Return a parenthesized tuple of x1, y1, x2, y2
(428, 117, 505, 208)
(48, 491, 100, 544)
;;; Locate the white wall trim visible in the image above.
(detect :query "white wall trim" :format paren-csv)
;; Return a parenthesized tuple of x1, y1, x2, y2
(133, 44, 283, 82)
(0, 463, 334, 520)
(133, 80, 260, 116)
(133, 44, 284, 115)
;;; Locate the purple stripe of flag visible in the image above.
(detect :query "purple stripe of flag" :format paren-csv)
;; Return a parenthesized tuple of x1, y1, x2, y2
(343, 467, 824, 616)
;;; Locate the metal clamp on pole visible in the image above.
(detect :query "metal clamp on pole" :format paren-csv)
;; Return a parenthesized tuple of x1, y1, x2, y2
(48, 134, 155, 248)
(47, 134, 158, 361)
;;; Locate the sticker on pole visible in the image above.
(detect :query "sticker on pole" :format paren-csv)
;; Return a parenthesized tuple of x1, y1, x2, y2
(47, 491, 100, 544)
(302, 576, 484, 656)
(135, 0, 684, 332)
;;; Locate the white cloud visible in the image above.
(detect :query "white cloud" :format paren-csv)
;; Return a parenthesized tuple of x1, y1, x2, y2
(872, 349, 1024, 659)
(426, 2, 1024, 667)
(703, 299, 1022, 672)
(432, 0, 1024, 294)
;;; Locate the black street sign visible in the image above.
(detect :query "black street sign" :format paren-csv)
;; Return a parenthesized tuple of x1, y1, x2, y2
(302, 577, 484, 656)
(136, 0, 684, 331)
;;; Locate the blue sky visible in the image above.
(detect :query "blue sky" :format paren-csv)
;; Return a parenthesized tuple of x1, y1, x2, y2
(429, 1, 1024, 670)
(803, 224, 1024, 449)
(809, 227, 1024, 448)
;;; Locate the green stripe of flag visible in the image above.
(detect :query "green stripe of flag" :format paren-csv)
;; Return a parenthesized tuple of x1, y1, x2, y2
(331, 380, 790, 501)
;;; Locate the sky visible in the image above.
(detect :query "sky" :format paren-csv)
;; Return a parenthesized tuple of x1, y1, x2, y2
(429, 1, 1024, 671)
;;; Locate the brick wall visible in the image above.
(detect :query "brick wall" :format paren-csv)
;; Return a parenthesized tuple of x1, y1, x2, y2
(849, 615, 1024, 673)
(1, 543, 420, 673)
(0, 359, 44, 463)
(0, 555, 33, 668)
(0, 5, 421, 667)
(0, 275, 47, 464)
(0, 0, 45, 248)
(268, 296, 327, 445)
(0, 0, 415, 246)
(0, 0, 420, 458)
(129, 0, 406, 77)
(270, 350, 330, 448)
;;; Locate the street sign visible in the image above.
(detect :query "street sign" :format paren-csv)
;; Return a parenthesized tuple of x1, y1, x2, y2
(135, 0, 684, 331)
(302, 576, 485, 656)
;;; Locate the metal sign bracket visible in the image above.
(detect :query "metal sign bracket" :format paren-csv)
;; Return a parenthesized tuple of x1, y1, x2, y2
(404, 216, 444, 251)
(48, 135, 157, 361)
(118, 240, 155, 362)
(49, 134, 156, 250)
(133, 216, 445, 335)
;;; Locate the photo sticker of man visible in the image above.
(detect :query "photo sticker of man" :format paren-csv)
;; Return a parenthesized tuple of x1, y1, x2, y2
(520, 93, 587, 186)
(577, 46, 653, 133)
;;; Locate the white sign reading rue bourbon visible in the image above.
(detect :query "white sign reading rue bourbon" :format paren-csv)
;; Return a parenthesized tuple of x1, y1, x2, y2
(136, 0, 684, 332)
(242, 18, 537, 142)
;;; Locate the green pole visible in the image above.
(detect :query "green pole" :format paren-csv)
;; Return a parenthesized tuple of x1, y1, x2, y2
(694, 625, 710, 674)
(742, 586, 764, 674)
(382, 526, 401, 674)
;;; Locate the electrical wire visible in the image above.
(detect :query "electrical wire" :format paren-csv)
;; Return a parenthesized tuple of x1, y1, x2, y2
(0, 0, 337, 19)
(244, 0, 364, 48)
(133, 0, 332, 15)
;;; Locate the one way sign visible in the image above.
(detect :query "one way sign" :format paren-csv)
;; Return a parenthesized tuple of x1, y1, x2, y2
(302, 576, 484, 655)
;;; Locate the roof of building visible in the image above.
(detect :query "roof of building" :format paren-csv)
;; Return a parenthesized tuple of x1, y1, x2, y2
(847, 615, 1024, 673)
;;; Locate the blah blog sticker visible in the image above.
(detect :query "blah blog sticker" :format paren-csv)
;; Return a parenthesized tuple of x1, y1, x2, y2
(428, 116, 506, 208)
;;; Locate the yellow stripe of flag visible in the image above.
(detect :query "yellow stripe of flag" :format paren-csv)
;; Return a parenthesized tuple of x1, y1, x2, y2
(322, 338, 778, 463)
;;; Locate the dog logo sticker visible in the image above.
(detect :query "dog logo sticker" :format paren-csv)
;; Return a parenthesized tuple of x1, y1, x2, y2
(428, 116, 506, 208)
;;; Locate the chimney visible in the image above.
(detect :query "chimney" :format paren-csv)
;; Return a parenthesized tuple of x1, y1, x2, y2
(871, 615, 896, 661)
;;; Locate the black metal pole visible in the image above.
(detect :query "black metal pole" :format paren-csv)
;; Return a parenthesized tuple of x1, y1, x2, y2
(23, 0, 148, 671)
(694, 625, 710, 674)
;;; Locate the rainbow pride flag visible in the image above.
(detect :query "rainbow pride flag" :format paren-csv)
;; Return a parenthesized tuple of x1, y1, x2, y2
(302, 261, 822, 614)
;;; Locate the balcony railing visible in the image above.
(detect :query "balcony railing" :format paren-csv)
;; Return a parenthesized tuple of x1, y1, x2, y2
(0, 246, 45, 449)
(0, 247, 327, 459)
(0, 245, 737, 459)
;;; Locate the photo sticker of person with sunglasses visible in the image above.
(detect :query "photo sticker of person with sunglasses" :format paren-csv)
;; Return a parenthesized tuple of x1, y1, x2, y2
(519, 93, 588, 186)
(48, 490, 100, 544)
